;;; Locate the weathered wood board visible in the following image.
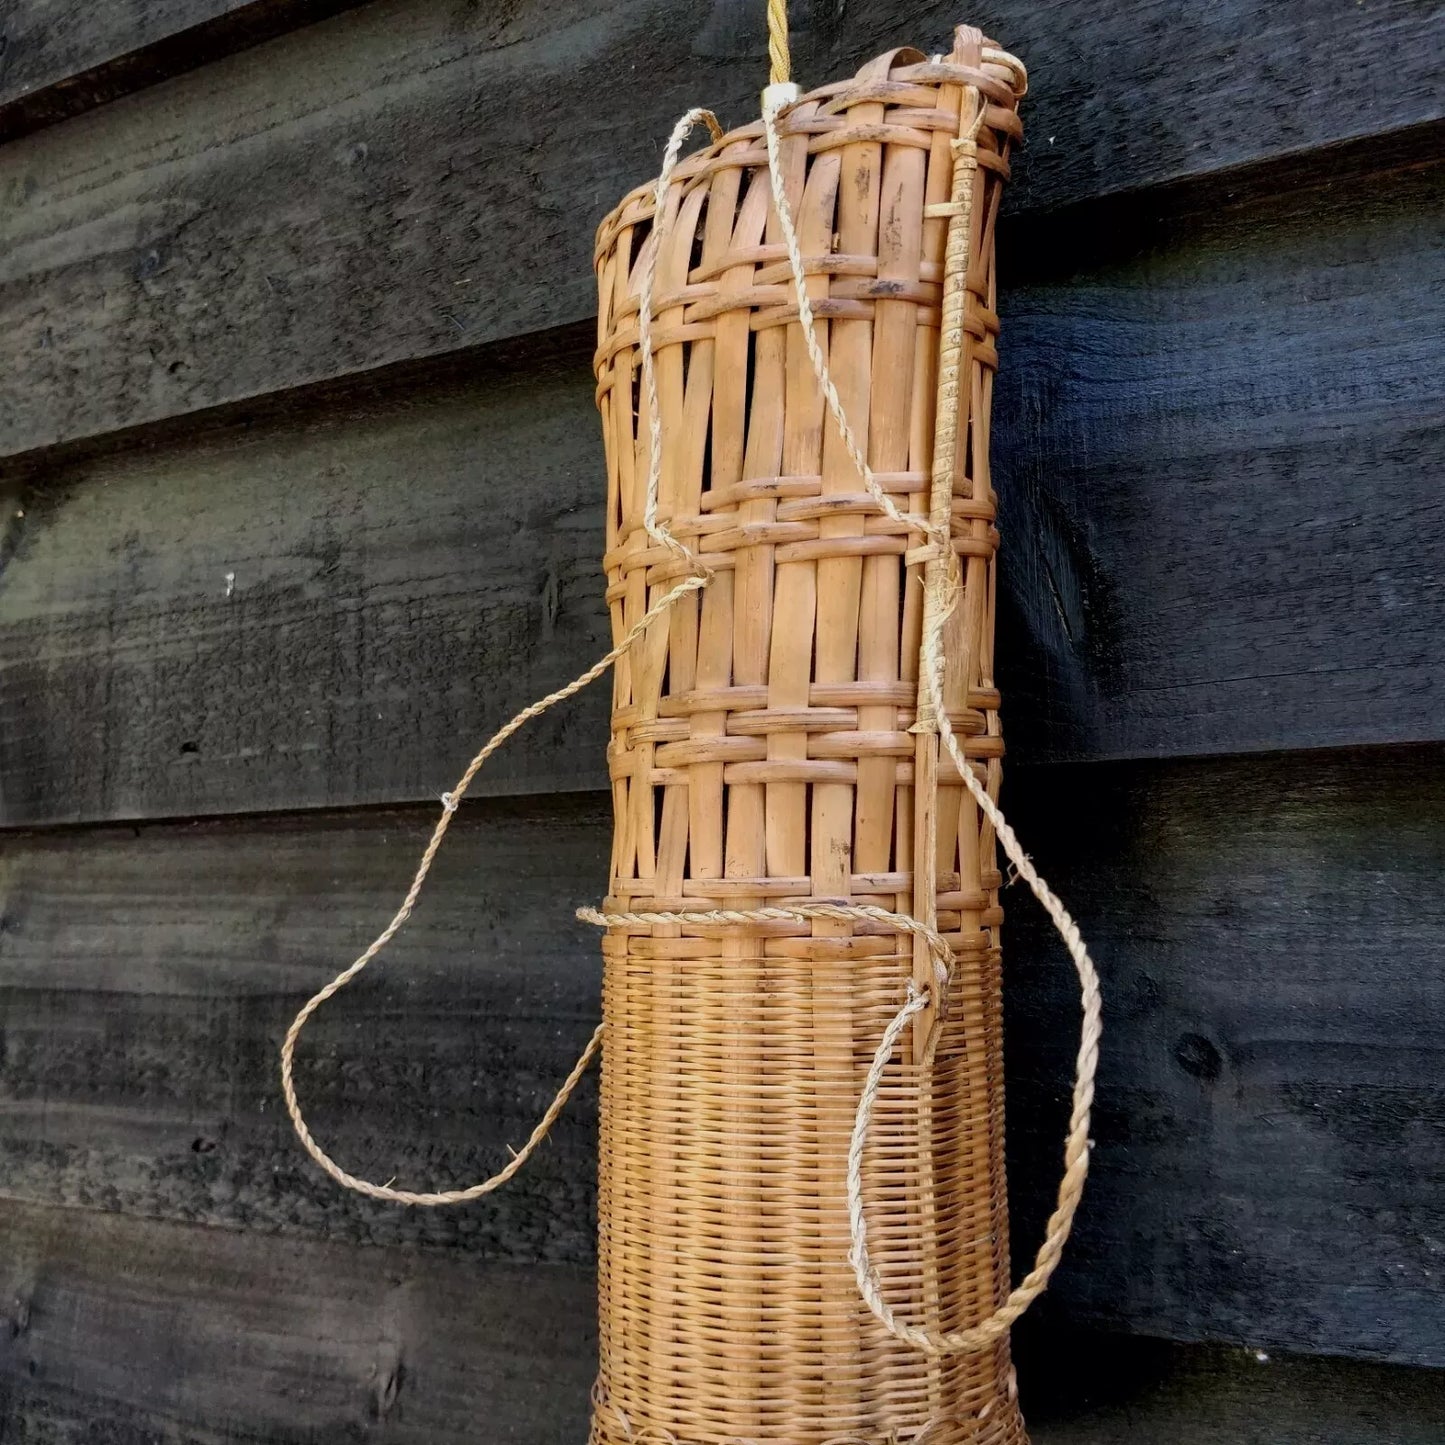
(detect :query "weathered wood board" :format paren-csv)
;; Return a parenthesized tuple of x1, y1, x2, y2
(2, 1231, 1445, 1445)
(0, 796, 609, 1261)
(0, 354, 614, 827)
(2, 1209, 1443, 1444)
(1003, 746, 1445, 1365)
(0, 0, 1438, 459)
(1015, 1327, 1445, 1445)
(2, 157, 1440, 826)
(0, 2, 367, 142)
(0, 1198, 598, 1442)
(993, 157, 1445, 762)
(0, 753, 1439, 1364)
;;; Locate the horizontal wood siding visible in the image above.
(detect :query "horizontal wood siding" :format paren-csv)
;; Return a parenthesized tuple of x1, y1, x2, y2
(0, 797, 608, 1259)
(0, 357, 614, 826)
(0, 0, 1438, 459)
(1014, 1328, 1445, 1444)
(0, 1198, 598, 1441)
(0, 2, 369, 142)
(1003, 747, 1445, 1364)
(3, 155, 1441, 826)
(993, 159, 1445, 762)
(1, 0, 1441, 1434)
(3, 1199, 1443, 1443)
(0, 754, 1439, 1364)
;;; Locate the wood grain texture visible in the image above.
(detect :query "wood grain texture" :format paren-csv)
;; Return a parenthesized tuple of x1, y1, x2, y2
(1015, 1329, 1445, 1445)
(0, 753, 1440, 1363)
(2, 1202, 1440, 1445)
(0, 1199, 597, 1443)
(3, 157, 1441, 827)
(0, 1, 367, 142)
(0, 0, 1438, 459)
(994, 158, 1445, 763)
(0, 796, 609, 1261)
(0, 357, 613, 826)
(1002, 745, 1445, 1366)
(1, 1212, 1441, 1445)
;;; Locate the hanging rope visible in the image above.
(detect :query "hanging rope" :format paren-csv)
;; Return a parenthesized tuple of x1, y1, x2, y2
(278, 108, 719, 1208)
(756, 81, 1102, 1355)
(767, 0, 791, 87)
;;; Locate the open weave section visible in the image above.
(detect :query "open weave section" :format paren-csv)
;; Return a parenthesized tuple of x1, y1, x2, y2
(591, 25, 1028, 1445)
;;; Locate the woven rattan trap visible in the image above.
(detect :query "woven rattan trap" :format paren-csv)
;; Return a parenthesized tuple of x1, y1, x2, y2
(591, 26, 1032, 1445)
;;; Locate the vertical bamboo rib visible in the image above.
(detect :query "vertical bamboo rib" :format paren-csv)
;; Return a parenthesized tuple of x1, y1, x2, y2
(769, 105, 830, 1419)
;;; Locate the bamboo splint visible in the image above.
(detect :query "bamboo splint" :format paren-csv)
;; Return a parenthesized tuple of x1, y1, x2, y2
(585, 25, 1047, 1445)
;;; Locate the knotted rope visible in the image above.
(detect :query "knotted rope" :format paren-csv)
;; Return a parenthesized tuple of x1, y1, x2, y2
(281, 46, 1100, 1354)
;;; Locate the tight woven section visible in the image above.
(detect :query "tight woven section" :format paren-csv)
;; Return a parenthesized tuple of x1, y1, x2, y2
(592, 28, 1028, 1445)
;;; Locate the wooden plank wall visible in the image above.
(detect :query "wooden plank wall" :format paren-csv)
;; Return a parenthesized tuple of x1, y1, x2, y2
(0, 0, 1441, 1439)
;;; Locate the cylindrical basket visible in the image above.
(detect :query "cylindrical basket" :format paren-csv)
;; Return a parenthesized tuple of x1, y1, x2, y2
(591, 25, 1029, 1445)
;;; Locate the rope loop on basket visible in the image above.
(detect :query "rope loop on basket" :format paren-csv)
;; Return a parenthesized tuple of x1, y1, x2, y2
(278, 106, 719, 1208)
(577, 903, 955, 1007)
(639, 107, 724, 577)
(277, 570, 701, 1206)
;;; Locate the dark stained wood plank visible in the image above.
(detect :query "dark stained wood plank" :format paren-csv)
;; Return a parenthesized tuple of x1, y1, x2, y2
(4, 1214, 1442, 1445)
(994, 159, 1445, 763)
(1002, 745, 1445, 1366)
(3, 159, 1442, 826)
(1016, 1328, 1445, 1445)
(0, 1198, 597, 1442)
(0, 0, 1439, 459)
(0, 752, 1441, 1363)
(4, 1202, 1440, 1445)
(0, 356, 614, 827)
(0, 796, 609, 1262)
(0, 1, 367, 143)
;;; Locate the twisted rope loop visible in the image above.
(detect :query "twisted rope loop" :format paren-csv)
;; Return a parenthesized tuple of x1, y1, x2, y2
(278, 108, 720, 1208)
(281, 51, 1099, 1358)
(757, 80, 1103, 1357)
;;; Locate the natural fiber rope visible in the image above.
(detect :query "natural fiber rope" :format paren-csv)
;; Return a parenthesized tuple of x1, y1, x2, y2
(277, 572, 702, 1205)
(276, 107, 724, 1206)
(281, 48, 1098, 1355)
(640, 108, 724, 569)
(760, 82, 957, 569)
(767, 0, 790, 87)
(578, 903, 954, 1000)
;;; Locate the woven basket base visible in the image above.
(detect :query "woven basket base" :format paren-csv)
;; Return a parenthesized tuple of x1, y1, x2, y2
(589, 1396, 1028, 1445)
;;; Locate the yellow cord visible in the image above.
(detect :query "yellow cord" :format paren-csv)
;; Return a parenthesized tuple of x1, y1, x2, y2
(767, 0, 790, 85)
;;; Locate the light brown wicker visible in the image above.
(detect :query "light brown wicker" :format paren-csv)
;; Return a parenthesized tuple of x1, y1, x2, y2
(588, 25, 1037, 1445)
